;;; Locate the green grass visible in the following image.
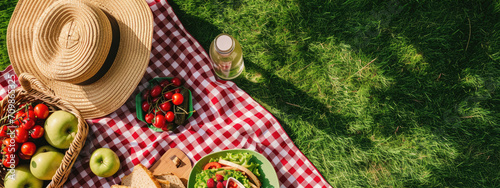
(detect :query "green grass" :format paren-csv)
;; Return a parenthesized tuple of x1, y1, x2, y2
(2, 0, 500, 187)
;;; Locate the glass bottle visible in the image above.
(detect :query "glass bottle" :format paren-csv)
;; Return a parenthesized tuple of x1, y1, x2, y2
(209, 34, 244, 80)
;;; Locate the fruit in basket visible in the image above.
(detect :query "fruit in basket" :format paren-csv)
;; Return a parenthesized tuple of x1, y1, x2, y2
(21, 142, 36, 156)
(25, 109, 36, 121)
(19, 103, 34, 112)
(30, 125, 44, 139)
(18, 152, 32, 160)
(2, 138, 19, 154)
(20, 118, 35, 130)
(14, 111, 24, 125)
(3, 154, 19, 168)
(33, 145, 58, 155)
(3, 145, 15, 154)
(30, 145, 64, 180)
(4, 165, 43, 188)
(0, 126, 10, 137)
(14, 127, 29, 143)
(90, 148, 120, 177)
(34, 103, 50, 119)
(44, 110, 78, 149)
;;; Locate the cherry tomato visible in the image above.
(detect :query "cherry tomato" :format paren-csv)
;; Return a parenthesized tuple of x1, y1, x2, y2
(203, 162, 222, 170)
(18, 152, 32, 160)
(153, 115, 166, 128)
(20, 142, 36, 156)
(145, 113, 154, 124)
(172, 93, 184, 105)
(30, 125, 44, 139)
(165, 111, 175, 122)
(25, 109, 36, 121)
(142, 101, 151, 112)
(3, 154, 19, 168)
(14, 128, 29, 143)
(34, 103, 49, 119)
(160, 102, 171, 112)
(2, 144, 16, 154)
(160, 80, 170, 88)
(171, 77, 182, 87)
(19, 103, 33, 113)
(150, 85, 162, 98)
(0, 126, 10, 137)
(3, 138, 18, 150)
(163, 92, 174, 100)
(15, 111, 25, 119)
(14, 111, 25, 125)
(20, 119, 35, 130)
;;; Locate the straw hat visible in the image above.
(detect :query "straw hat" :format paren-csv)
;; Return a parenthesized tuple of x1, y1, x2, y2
(7, 0, 153, 119)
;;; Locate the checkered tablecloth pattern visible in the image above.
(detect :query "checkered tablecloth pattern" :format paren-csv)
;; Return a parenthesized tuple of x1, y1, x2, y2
(0, 0, 331, 187)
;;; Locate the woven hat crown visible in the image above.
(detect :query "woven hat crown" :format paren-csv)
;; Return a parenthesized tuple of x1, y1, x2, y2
(32, 0, 113, 84)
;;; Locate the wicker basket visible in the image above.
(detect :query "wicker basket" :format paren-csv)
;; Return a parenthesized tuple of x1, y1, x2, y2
(0, 73, 89, 187)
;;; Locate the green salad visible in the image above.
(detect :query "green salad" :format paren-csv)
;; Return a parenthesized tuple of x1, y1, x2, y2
(194, 152, 261, 188)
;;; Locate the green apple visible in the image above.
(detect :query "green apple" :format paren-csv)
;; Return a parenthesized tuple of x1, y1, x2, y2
(33, 145, 58, 156)
(90, 148, 120, 177)
(5, 165, 43, 188)
(30, 145, 64, 180)
(44, 110, 78, 149)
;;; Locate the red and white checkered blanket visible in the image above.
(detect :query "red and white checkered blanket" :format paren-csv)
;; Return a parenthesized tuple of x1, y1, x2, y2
(0, 0, 331, 187)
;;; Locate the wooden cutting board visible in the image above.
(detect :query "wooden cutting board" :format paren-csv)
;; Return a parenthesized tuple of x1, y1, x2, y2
(149, 148, 192, 186)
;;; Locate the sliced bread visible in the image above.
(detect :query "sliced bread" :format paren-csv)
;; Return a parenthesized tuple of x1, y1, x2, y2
(121, 164, 162, 188)
(111, 185, 130, 188)
(158, 179, 171, 188)
(154, 173, 185, 188)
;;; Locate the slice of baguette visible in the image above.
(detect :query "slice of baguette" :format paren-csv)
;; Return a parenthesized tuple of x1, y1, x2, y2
(154, 173, 185, 188)
(121, 164, 162, 188)
(158, 179, 171, 188)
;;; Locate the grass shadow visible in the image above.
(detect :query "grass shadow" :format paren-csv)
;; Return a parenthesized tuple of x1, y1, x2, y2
(172, 0, 500, 186)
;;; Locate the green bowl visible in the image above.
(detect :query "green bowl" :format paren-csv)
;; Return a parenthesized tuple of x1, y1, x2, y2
(187, 149, 280, 188)
(135, 77, 193, 132)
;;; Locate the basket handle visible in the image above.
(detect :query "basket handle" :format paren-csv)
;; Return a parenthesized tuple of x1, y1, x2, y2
(19, 73, 56, 96)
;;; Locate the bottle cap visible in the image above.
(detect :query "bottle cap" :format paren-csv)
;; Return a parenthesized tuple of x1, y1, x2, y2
(216, 34, 234, 53)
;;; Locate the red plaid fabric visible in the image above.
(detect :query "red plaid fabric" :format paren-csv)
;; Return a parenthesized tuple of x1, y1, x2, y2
(0, 0, 331, 187)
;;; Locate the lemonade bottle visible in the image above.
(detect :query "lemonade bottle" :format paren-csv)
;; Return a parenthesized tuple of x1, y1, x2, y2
(209, 34, 244, 80)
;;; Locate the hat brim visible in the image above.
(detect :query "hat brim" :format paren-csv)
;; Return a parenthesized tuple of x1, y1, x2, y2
(7, 0, 153, 119)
